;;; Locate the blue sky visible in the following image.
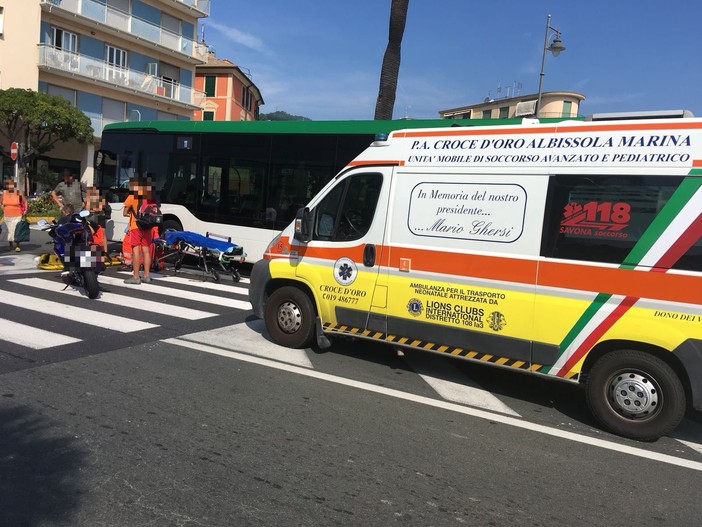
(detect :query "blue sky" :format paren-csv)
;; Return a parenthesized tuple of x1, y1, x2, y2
(202, 1, 702, 120)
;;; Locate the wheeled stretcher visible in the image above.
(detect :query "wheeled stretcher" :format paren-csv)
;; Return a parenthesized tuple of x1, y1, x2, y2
(154, 230, 246, 282)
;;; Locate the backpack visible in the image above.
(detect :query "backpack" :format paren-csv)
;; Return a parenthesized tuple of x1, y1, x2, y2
(136, 198, 163, 230)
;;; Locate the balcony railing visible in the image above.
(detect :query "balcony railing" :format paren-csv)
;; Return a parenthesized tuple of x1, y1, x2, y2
(40, 0, 208, 63)
(173, 0, 210, 16)
(38, 44, 205, 108)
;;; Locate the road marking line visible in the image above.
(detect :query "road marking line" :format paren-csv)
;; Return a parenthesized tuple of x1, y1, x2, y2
(100, 275, 251, 310)
(0, 318, 81, 349)
(116, 271, 248, 295)
(163, 337, 702, 473)
(1, 290, 157, 333)
(11, 278, 217, 320)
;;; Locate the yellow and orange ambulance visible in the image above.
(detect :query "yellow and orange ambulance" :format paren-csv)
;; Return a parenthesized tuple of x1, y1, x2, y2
(250, 111, 702, 441)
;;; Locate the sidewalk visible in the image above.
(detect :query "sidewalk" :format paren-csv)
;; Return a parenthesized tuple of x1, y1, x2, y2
(0, 221, 120, 275)
(0, 223, 54, 254)
(0, 224, 56, 275)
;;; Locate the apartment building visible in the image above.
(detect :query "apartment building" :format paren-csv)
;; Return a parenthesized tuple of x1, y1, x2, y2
(0, 0, 209, 186)
(440, 91, 585, 120)
(194, 50, 263, 122)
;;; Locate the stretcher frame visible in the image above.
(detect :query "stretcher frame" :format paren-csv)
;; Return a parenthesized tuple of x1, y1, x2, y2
(154, 230, 246, 282)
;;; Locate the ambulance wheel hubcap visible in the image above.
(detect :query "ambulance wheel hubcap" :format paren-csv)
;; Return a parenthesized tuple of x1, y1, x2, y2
(276, 301, 302, 334)
(608, 372, 659, 417)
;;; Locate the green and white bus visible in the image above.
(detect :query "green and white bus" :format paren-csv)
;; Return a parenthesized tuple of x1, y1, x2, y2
(95, 118, 552, 262)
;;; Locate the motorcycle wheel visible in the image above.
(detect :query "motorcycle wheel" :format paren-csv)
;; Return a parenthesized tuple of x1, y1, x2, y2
(83, 270, 100, 299)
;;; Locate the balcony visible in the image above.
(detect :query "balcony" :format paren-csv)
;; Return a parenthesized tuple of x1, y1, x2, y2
(40, 0, 208, 64)
(167, 0, 210, 17)
(38, 44, 205, 109)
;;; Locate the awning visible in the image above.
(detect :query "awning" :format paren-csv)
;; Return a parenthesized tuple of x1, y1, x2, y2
(515, 100, 537, 117)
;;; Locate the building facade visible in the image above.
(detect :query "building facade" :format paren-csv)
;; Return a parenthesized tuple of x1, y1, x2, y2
(193, 51, 263, 121)
(439, 91, 585, 120)
(0, 0, 209, 186)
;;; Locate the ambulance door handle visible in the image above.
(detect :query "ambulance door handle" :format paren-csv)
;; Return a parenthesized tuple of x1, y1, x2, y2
(363, 244, 376, 267)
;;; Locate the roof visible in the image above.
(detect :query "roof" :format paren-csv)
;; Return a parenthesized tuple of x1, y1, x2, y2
(440, 91, 586, 116)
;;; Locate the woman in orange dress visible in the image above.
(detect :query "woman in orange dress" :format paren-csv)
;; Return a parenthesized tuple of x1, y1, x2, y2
(1, 178, 27, 252)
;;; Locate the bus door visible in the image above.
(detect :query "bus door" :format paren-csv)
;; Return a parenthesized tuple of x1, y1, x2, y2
(202, 156, 268, 227)
(296, 168, 392, 332)
(201, 157, 229, 224)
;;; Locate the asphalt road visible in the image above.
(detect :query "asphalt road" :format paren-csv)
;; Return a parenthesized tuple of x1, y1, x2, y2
(1, 224, 701, 526)
(2, 340, 702, 526)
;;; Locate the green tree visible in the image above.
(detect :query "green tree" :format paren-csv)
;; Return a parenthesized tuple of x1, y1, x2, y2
(259, 110, 311, 121)
(0, 88, 93, 192)
(374, 0, 409, 120)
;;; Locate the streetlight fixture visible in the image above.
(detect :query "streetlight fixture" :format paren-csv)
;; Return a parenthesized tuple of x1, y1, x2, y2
(535, 14, 566, 118)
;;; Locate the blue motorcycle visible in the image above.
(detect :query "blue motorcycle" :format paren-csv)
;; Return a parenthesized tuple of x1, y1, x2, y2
(38, 210, 104, 299)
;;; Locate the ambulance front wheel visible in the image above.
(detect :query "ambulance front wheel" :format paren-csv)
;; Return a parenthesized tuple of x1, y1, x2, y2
(586, 350, 686, 441)
(264, 286, 316, 349)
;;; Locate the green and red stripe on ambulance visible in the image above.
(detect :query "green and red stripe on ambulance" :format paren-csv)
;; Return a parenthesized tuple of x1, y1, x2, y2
(549, 172, 702, 378)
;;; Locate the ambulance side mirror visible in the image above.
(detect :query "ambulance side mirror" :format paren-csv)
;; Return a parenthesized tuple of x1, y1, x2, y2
(294, 207, 312, 243)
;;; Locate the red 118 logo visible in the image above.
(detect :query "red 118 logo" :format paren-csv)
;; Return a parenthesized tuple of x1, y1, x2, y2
(561, 201, 631, 231)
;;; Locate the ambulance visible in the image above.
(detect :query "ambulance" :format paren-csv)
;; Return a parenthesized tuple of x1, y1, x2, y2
(249, 111, 702, 441)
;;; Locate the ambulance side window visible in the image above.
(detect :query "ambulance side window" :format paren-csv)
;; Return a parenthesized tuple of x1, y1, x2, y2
(542, 174, 701, 271)
(313, 173, 382, 242)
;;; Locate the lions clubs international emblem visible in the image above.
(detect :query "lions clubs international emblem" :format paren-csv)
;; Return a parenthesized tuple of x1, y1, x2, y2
(407, 298, 423, 317)
(334, 257, 358, 286)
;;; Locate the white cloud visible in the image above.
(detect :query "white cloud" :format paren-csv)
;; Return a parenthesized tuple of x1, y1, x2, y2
(253, 69, 379, 120)
(205, 21, 267, 54)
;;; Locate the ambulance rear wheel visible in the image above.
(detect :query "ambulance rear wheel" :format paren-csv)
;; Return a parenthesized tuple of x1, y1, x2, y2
(265, 286, 315, 349)
(586, 350, 686, 441)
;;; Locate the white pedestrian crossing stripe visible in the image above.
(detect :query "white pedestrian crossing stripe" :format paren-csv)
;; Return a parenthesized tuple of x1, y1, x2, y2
(171, 319, 314, 368)
(116, 271, 249, 296)
(401, 352, 521, 417)
(0, 318, 81, 349)
(99, 275, 251, 310)
(11, 278, 217, 320)
(1, 290, 157, 333)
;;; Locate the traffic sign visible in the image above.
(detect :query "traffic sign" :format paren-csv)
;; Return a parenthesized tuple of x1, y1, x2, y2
(10, 141, 18, 161)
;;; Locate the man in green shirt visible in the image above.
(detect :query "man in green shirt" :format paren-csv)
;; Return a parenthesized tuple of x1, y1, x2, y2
(51, 169, 86, 211)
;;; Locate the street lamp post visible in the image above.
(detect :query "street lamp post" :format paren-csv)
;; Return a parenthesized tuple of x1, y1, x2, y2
(535, 14, 566, 118)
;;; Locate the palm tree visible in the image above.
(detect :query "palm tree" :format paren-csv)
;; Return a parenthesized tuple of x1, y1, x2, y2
(374, 0, 409, 120)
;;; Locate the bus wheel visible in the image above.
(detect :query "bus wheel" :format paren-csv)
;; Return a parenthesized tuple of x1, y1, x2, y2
(264, 286, 315, 349)
(586, 350, 686, 441)
(161, 219, 182, 234)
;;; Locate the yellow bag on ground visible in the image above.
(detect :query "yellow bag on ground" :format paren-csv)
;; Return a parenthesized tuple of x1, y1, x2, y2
(37, 253, 64, 270)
